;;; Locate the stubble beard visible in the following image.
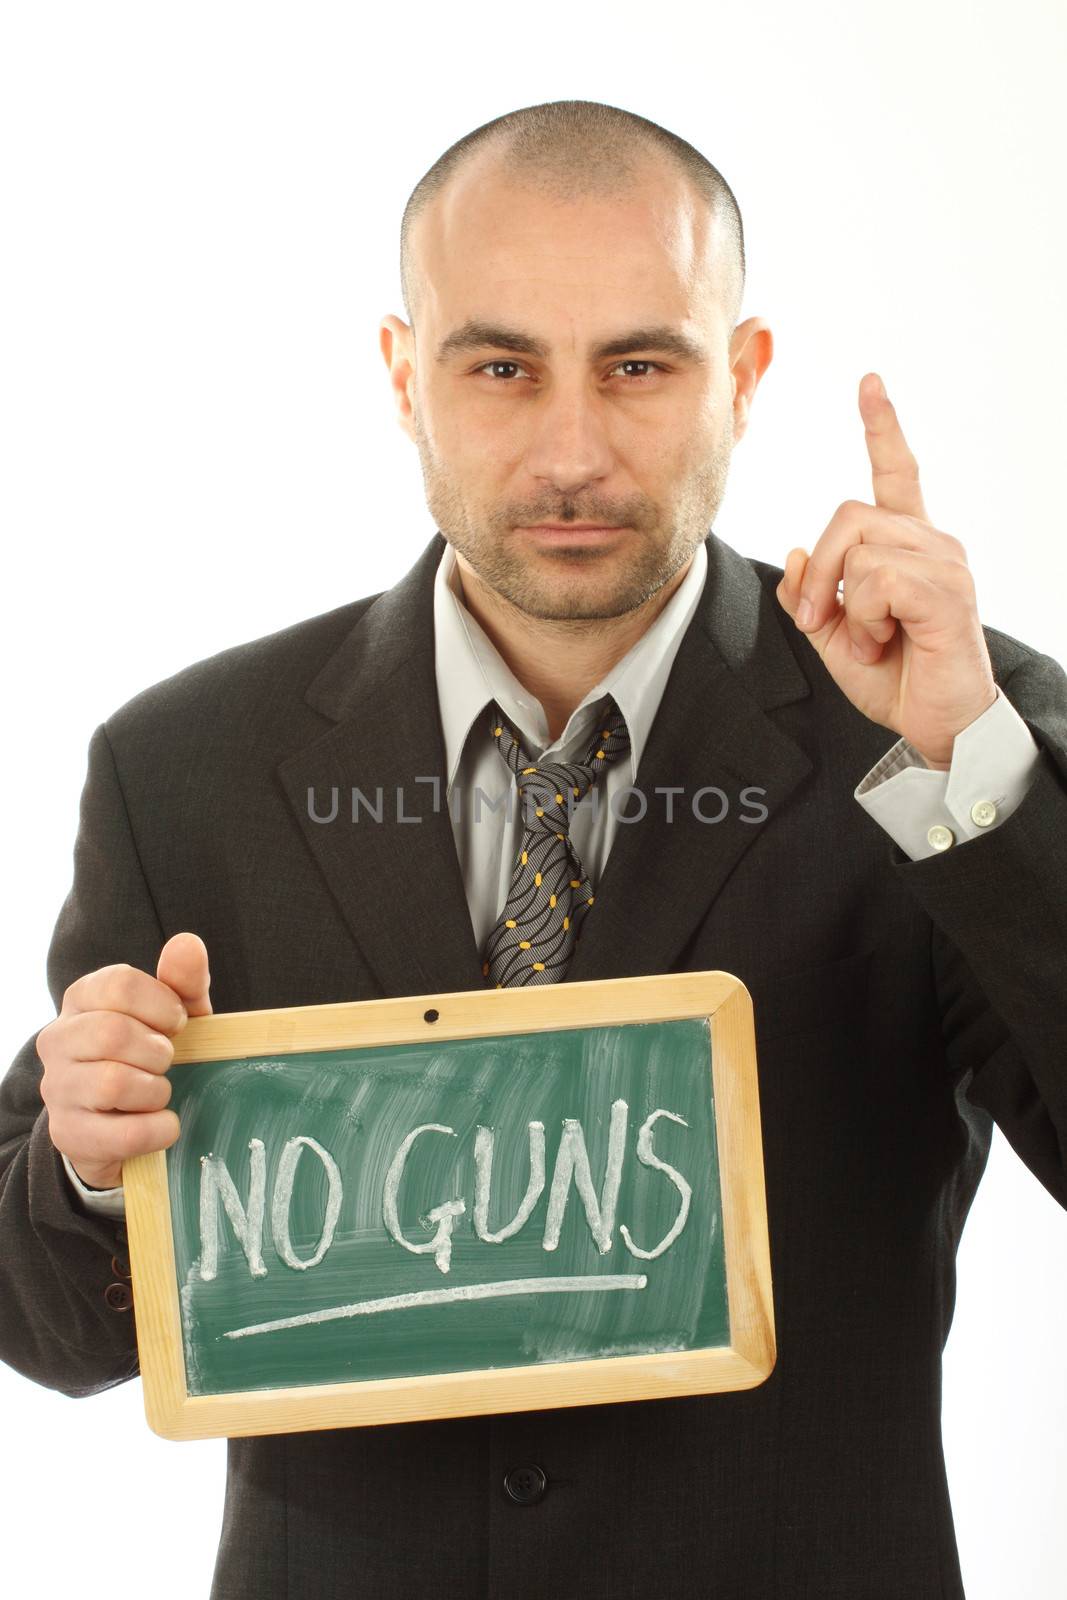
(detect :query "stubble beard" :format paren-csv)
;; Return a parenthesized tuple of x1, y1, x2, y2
(413, 408, 733, 623)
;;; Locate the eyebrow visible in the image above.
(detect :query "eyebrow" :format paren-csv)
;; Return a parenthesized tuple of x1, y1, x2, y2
(434, 319, 708, 368)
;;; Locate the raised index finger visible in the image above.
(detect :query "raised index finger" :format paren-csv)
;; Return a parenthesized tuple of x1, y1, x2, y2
(860, 372, 928, 520)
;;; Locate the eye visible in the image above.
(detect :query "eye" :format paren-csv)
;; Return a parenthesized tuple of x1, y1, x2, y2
(474, 361, 532, 382)
(472, 360, 665, 384)
(610, 361, 663, 382)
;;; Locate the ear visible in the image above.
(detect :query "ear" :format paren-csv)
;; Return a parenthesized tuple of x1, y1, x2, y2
(728, 318, 773, 443)
(379, 314, 417, 442)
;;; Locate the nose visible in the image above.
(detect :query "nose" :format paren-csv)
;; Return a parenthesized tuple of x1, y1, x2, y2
(522, 376, 616, 496)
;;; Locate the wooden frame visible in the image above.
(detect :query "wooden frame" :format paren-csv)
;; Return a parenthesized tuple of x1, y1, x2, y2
(123, 969, 774, 1440)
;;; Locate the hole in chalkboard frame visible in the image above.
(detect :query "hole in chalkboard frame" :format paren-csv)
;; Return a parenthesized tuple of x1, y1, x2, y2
(423, 1008, 440, 1024)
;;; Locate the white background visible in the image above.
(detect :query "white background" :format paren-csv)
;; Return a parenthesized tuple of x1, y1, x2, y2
(2, 3, 1065, 1595)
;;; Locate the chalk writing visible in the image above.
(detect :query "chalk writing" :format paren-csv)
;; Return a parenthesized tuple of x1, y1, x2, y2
(196, 1098, 693, 1284)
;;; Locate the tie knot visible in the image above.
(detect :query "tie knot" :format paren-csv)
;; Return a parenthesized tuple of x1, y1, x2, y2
(489, 698, 630, 832)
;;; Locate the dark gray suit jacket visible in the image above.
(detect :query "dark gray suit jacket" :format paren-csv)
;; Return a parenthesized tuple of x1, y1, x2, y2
(3, 529, 1067, 1599)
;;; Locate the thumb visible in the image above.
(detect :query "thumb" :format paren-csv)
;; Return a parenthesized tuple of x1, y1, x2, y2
(157, 931, 213, 1018)
(776, 547, 837, 663)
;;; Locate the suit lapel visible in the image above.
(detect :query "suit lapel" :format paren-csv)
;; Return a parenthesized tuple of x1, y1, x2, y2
(277, 529, 814, 998)
(564, 536, 813, 982)
(276, 534, 487, 998)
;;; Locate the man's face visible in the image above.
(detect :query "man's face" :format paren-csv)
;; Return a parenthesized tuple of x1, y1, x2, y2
(382, 153, 771, 621)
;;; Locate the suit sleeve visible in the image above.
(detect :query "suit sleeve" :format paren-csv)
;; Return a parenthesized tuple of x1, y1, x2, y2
(0, 721, 165, 1395)
(889, 644, 1067, 1209)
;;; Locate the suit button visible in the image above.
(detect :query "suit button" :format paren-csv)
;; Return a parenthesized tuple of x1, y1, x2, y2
(111, 1255, 132, 1281)
(104, 1282, 132, 1312)
(504, 1464, 547, 1505)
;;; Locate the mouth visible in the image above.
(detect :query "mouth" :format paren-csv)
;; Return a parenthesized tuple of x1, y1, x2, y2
(518, 524, 630, 545)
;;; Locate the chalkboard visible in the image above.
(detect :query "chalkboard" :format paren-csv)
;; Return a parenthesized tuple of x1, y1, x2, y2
(123, 970, 774, 1440)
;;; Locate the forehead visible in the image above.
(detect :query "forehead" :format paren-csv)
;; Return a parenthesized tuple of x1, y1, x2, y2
(411, 154, 724, 335)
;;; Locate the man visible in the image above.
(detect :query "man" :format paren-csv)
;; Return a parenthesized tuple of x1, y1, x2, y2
(2, 97, 1066, 1598)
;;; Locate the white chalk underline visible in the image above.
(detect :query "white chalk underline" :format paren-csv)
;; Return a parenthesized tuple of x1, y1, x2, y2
(223, 1273, 649, 1340)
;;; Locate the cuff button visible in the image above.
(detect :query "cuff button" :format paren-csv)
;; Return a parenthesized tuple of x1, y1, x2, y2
(104, 1282, 133, 1312)
(927, 824, 955, 852)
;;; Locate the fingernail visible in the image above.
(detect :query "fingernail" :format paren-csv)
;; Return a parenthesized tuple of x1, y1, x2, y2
(796, 598, 814, 628)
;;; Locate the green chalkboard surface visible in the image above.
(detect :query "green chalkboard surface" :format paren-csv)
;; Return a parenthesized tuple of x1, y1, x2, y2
(123, 972, 773, 1440)
(168, 1018, 724, 1397)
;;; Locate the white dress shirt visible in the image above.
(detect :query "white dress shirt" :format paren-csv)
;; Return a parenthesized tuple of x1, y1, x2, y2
(436, 538, 710, 953)
(61, 535, 1043, 1214)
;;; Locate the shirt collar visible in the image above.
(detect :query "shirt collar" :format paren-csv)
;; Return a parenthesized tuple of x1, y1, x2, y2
(433, 535, 708, 791)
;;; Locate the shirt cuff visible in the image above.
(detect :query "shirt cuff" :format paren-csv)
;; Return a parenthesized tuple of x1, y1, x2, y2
(61, 1151, 127, 1218)
(853, 685, 1042, 860)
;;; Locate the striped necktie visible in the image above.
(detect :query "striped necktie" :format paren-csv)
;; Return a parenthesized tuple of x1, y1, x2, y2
(481, 696, 631, 987)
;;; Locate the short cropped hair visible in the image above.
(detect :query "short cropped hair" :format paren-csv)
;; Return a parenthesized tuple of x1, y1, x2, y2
(399, 98, 745, 335)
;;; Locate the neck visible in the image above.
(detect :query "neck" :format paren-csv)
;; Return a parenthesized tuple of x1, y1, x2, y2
(452, 553, 694, 743)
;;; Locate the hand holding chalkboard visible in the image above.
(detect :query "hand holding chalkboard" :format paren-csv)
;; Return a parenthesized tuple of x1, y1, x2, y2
(122, 969, 776, 1441)
(36, 931, 212, 1190)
